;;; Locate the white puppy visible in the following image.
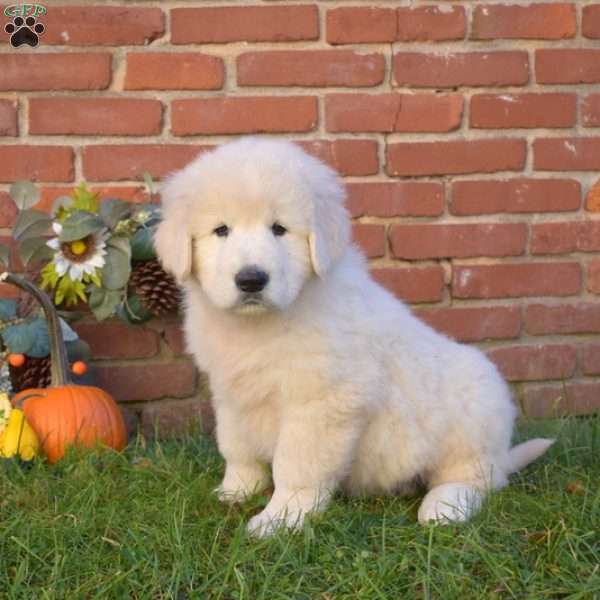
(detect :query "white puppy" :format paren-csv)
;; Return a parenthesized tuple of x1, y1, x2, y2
(154, 137, 553, 536)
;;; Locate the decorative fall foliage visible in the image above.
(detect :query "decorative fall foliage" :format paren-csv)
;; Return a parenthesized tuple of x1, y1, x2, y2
(2, 273, 127, 463)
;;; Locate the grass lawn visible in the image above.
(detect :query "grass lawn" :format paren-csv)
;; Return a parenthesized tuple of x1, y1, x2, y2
(0, 416, 599, 599)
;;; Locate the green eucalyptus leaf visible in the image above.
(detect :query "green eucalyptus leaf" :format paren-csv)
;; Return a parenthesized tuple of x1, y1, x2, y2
(26, 318, 50, 358)
(0, 299, 17, 321)
(13, 209, 51, 241)
(59, 211, 105, 243)
(9, 181, 40, 211)
(106, 235, 130, 253)
(2, 322, 35, 354)
(20, 237, 53, 266)
(130, 228, 156, 261)
(102, 251, 130, 291)
(0, 243, 9, 268)
(89, 287, 123, 321)
(101, 236, 131, 291)
(100, 199, 131, 230)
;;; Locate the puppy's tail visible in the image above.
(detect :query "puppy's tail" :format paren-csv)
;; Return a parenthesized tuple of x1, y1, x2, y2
(507, 438, 555, 474)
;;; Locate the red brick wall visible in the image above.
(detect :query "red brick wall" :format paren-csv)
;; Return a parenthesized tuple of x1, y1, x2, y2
(1, 1, 599, 430)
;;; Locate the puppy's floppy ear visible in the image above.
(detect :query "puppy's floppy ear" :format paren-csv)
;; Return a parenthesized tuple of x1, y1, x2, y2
(153, 174, 193, 283)
(307, 165, 351, 277)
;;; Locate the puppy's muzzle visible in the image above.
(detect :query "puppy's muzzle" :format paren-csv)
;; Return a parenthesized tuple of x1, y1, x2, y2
(235, 266, 270, 293)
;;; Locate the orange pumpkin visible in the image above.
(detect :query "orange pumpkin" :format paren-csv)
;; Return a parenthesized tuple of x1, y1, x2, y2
(3, 273, 127, 463)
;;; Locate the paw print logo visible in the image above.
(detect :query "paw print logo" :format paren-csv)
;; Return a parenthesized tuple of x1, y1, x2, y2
(5, 15, 45, 48)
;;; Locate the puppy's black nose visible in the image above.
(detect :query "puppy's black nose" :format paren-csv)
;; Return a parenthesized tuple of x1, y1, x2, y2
(235, 267, 269, 293)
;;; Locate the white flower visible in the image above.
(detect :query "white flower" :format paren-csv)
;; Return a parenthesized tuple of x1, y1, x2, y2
(47, 222, 109, 282)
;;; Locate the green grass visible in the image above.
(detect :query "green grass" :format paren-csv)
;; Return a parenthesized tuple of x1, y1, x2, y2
(1, 417, 599, 600)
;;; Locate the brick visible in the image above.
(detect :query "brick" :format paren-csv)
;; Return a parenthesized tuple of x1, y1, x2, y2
(0, 146, 73, 183)
(396, 6, 465, 41)
(582, 94, 600, 127)
(487, 344, 576, 382)
(587, 179, 600, 212)
(393, 51, 528, 88)
(298, 140, 378, 176)
(387, 139, 526, 177)
(347, 182, 444, 218)
(583, 5, 600, 38)
(325, 93, 463, 133)
(391, 223, 526, 260)
(583, 344, 600, 375)
(172, 97, 317, 136)
(29, 98, 162, 136)
(125, 53, 224, 91)
(525, 303, 600, 335)
(328, 5, 465, 44)
(95, 361, 196, 403)
(171, 5, 318, 43)
(0, 192, 17, 227)
(451, 179, 580, 215)
(237, 50, 385, 87)
(352, 224, 386, 259)
(536, 49, 600, 84)
(154, 321, 187, 357)
(470, 93, 575, 129)
(472, 4, 575, 40)
(589, 261, 600, 294)
(453, 263, 581, 299)
(326, 7, 396, 43)
(522, 382, 600, 418)
(531, 222, 600, 255)
(0, 54, 111, 91)
(415, 306, 520, 342)
(0, 100, 17, 136)
(74, 322, 160, 359)
(371, 266, 444, 304)
(0, 285, 18, 300)
(37, 6, 164, 45)
(534, 138, 600, 171)
(82, 145, 208, 182)
(140, 398, 206, 439)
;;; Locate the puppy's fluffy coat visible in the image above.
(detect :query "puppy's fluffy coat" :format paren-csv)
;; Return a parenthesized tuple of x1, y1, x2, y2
(155, 137, 553, 536)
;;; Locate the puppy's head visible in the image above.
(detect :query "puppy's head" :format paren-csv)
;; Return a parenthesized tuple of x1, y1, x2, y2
(154, 137, 350, 315)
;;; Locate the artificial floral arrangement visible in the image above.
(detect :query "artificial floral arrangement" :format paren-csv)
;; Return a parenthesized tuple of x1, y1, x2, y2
(0, 179, 180, 323)
(0, 180, 179, 393)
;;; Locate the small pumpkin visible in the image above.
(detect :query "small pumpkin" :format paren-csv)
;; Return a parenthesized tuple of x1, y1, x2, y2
(0, 395, 40, 461)
(2, 273, 127, 463)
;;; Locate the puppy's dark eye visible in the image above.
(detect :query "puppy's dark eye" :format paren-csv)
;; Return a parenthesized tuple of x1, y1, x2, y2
(271, 223, 287, 237)
(213, 225, 229, 237)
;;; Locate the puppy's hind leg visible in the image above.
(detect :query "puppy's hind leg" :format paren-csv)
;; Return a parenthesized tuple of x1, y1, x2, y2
(417, 482, 484, 524)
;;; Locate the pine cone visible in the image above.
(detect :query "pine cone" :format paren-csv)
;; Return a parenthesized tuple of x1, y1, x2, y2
(9, 355, 52, 393)
(129, 259, 181, 317)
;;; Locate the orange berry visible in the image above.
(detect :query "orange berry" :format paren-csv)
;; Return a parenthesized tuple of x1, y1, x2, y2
(71, 361, 88, 376)
(7, 353, 26, 368)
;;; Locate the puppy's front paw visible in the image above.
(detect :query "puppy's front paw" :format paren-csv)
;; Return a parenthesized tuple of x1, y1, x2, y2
(247, 508, 304, 538)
